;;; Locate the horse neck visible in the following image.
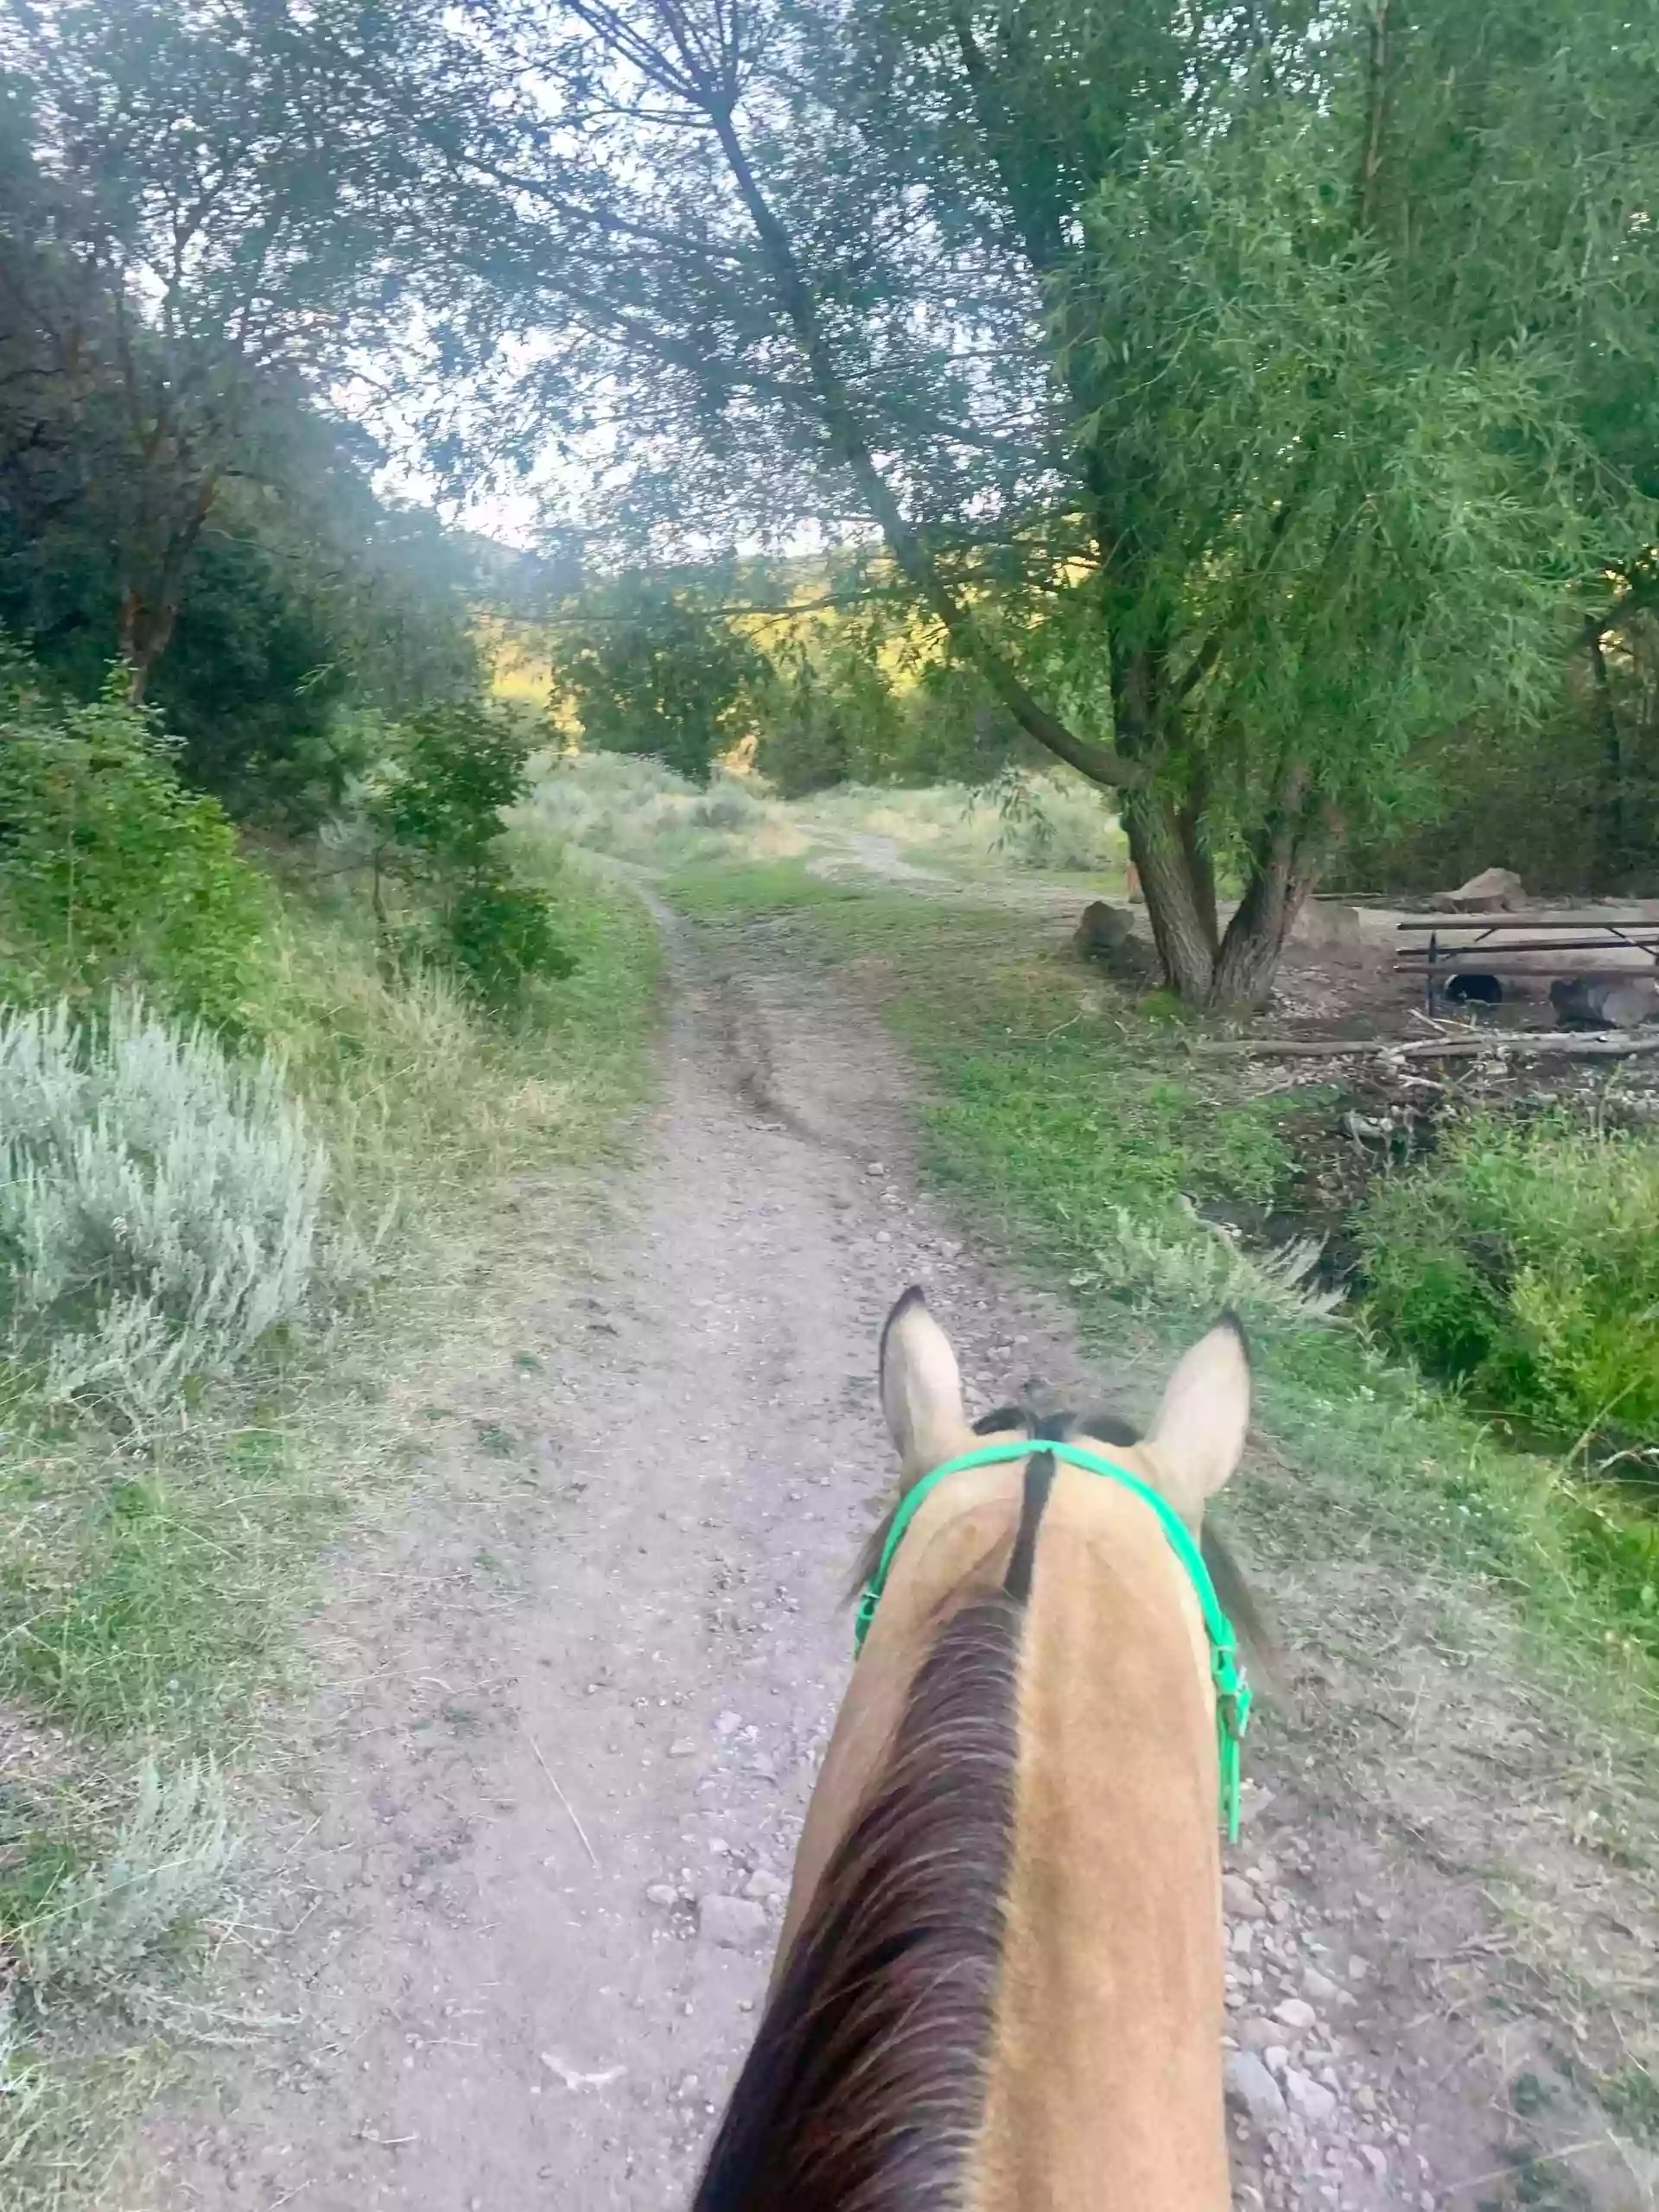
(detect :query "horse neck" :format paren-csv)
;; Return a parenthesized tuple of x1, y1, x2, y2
(969, 1480, 1230, 2212)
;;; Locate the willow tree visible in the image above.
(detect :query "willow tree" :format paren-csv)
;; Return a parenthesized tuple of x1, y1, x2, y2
(352, 0, 1656, 1002)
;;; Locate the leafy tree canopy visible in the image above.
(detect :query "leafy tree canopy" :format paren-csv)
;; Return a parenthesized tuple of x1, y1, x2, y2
(555, 582, 766, 783)
(318, 0, 1659, 1001)
(0, 0, 480, 817)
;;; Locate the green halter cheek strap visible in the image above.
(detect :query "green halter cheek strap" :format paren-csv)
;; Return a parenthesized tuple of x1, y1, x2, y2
(854, 1437, 1252, 1841)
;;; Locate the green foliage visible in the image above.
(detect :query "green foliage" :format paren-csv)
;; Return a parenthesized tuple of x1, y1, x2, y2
(18, 1759, 234, 1999)
(445, 878, 574, 1002)
(895, 662, 1026, 788)
(983, 766, 1118, 873)
(0, 652, 270, 1033)
(752, 651, 861, 796)
(376, 702, 531, 869)
(153, 484, 484, 825)
(556, 586, 764, 784)
(1357, 1117, 1659, 1459)
(1335, 589, 1659, 897)
(921, 1033, 1330, 1325)
(750, 629, 1025, 795)
(1598, 2063, 1659, 2144)
(1055, 102, 1606, 848)
(365, 701, 573, 1009)
(0, 40, 480, 823)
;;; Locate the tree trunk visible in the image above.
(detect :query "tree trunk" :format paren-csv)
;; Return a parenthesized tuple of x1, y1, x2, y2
(1177, 795, 1219, 955)
(116, 480, 217, 706)
(1209, 855, 1317, 1009)
(1209, 784, 1333, 1010)
(1124, 792, 1221, 1001)
(115, 586, 173, 704)
(1585, 615, 1627, 887)
(1124, 793, 1324, 1013)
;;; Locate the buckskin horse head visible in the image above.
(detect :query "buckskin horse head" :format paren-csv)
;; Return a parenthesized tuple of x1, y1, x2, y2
(694, 1286, 1255, 2212)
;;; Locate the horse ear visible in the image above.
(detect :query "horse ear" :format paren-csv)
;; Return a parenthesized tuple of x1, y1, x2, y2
(880, 1287, 973, 1474)
(1145, 1313, 1251, 1525)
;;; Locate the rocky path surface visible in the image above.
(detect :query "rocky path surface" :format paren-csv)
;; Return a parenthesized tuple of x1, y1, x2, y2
(130, 896, 1656, 2212)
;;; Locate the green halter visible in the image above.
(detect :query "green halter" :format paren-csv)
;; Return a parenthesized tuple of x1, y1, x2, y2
(854, 1437, 1251, 1840)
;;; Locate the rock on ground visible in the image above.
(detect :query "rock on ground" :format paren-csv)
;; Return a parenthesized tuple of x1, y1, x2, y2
(1434, 865, 1528, 911)
(697, 1894, 770, 1954)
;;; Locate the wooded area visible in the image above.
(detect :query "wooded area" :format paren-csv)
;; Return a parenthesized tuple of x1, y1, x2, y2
(5, 0, 1659, 1005)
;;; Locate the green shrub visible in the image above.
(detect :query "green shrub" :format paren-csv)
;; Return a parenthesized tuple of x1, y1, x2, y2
(752, 651, 866, 795)
(0, 653, 270, 1033)
(444, 877, 575, 1007)
(1357, 1115, 1659, 1457)
(749, 642, 1030, 796)
(363, 701, 572, 1009)
(373, 702, 530, 870)
(986, 765, 1122, 871)
(0, 995, 334, 1421)
(918, 1030, 1337, 1329)
(687, 772, 766, 831)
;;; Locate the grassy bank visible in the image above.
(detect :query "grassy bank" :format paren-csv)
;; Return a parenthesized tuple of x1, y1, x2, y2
(664, 860, 1659, 1701)
(0, 857, 658, 2205)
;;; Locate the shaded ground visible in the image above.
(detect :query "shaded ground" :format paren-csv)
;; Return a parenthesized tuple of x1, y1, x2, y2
(124, 889, 1659, 2212)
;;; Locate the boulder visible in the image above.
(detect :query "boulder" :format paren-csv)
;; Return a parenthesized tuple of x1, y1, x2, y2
(1291, 899, 1364, 955)
(1073, 899, 1134, 957)
(1072, 899, 1158, 986)
(1549, 975, 1659, 1030)
(1433, 866, 1527, 912)
(696, 1893, 769, 1952)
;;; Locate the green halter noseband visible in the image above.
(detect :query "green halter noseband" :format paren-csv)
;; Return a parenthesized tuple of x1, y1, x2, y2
(854, 1437, 1251, 1841)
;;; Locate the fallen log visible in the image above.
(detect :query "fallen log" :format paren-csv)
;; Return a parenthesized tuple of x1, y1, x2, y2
(1189, 1031, 1659, 1062)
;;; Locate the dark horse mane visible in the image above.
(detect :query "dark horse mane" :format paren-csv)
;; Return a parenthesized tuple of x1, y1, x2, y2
(691, 1586, 1023, 2212)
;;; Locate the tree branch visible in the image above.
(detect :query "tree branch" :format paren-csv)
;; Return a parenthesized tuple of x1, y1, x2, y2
(1171, 441, 1322, 701)
(700, 98, 1141, 787)
(1356, 0, 1395, 233)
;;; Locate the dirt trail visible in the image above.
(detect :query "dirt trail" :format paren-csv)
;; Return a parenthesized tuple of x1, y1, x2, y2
(132, 899, 1099, 2212)
(806, 825, 1084, 909)
(130, 896, 1656, 2212)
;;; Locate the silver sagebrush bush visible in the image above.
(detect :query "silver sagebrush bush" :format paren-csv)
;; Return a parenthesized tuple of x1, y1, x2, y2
(21, 1761, 236, 1999)
(0, 996, 330, 1414)
(1071, 1205, 1342, 1328)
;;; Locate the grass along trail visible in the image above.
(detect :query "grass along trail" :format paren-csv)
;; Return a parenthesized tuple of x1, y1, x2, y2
(126, 874, 1659, 2212)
